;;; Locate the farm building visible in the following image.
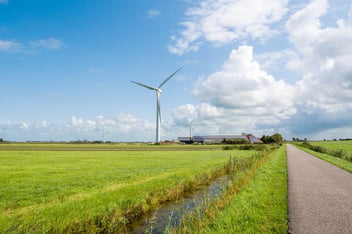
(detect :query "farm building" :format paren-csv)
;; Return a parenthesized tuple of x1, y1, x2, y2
(177, 137, 193, 144)
(178, 134, 262, 144)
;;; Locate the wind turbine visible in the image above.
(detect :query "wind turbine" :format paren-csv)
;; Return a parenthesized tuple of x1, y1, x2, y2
(184, 120, 194, 141)
(131, 68, 182, 143)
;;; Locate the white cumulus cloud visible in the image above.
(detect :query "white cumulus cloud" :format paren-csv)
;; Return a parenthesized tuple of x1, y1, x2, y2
(194, 46, 295, 113)
(169, 0, 289, 55)
(286, 0, 352, 111)
(172, 45, 296, 136)
(267, 0, 352, 138)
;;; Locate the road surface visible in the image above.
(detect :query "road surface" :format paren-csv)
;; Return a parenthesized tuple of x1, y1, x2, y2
(287, 144, 352, 234)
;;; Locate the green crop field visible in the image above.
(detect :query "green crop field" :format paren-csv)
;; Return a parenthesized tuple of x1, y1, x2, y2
(0, 143, 255, 233)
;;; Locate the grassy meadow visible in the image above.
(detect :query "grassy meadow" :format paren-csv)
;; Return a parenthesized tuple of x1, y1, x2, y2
(310, 140, 352, 154)
(0, 143, 256, 233)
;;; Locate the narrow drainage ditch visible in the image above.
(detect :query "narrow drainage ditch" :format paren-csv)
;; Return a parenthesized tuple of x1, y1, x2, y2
(130, 175, 232, 233)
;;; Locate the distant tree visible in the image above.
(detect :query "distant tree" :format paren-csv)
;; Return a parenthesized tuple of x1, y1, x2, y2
(271, 133, 284, 143)
(0, 138, 3, 143)
(292, 137, 296, 142)
(261, 133, 284, 144)
(261, 135, 273, 144)
(261, 135, 269, 143)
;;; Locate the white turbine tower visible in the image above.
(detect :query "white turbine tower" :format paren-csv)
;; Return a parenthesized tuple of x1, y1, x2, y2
(185, 120, 194, 141)
(131, 68, 182, 144)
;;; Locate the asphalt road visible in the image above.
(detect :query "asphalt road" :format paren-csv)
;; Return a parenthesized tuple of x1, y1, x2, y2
(287, 144, 352, 233)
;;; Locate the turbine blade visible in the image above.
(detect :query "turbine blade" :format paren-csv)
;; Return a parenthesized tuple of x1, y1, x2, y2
(158, 67, 183, 89)
(131, 81, 157, 91)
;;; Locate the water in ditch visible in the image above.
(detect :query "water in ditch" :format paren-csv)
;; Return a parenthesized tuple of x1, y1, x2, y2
(130, 175, 231, 234)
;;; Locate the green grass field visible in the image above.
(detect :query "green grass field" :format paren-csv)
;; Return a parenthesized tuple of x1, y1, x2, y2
(0, 144, 255, 233)
(0, 143, 224, 151)
(310, 140, 352, 154)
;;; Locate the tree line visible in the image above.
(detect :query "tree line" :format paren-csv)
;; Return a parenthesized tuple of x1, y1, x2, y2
(260, 133, 284, 144)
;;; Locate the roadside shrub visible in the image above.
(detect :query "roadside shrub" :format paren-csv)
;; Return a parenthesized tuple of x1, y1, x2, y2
(332, 150, 349, 160)
(313, 146, 328, 154)
(345, 154, 352, 162)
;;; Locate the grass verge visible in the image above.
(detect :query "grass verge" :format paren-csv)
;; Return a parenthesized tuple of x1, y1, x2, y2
(295, 145, 352, 173)
(176, 145, 288, 233)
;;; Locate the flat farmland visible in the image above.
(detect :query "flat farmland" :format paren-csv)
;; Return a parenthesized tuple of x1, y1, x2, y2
(310, 140, 352, 153)
(0, 144, 254, 233)
(0, 143, 223, 151)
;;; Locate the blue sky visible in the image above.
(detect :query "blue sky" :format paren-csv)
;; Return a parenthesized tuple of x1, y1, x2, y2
(1, 0, 352, 142)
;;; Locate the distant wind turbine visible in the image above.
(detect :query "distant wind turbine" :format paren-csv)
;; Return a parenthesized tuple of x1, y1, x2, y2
(185, 120, 194, 141)
(131, 68, 182, 143)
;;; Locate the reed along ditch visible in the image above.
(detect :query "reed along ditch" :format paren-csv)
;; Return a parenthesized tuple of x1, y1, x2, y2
(128, 149, 271, 233)
(130, 176, 230, 233)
